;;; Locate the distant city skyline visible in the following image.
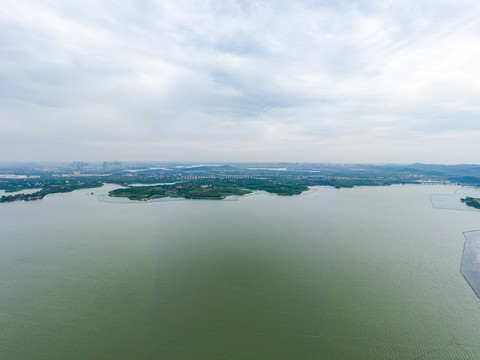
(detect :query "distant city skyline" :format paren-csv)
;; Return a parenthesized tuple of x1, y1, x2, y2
(1, 1, 480, 163)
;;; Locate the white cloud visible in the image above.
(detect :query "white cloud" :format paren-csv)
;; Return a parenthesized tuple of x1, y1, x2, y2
(1, 0, 480, 162)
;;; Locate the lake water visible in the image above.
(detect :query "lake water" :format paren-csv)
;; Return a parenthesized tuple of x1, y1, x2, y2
(1, 185, 480, 359)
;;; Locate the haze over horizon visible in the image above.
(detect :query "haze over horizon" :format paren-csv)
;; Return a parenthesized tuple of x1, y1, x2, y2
(1, 0, 480, 163)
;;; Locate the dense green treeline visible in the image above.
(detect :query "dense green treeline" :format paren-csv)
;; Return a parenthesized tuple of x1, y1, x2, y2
(461, 197, 480, 209)
(108, 178, 311, 200)
(109, 181, 252, 200)
(0, 179, 103, 203)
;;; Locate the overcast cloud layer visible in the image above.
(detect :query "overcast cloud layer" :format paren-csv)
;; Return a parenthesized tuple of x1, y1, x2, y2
(1, 0, 480, 163)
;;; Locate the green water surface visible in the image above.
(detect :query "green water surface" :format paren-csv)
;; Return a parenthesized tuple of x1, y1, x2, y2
(1, 185, 480, 359)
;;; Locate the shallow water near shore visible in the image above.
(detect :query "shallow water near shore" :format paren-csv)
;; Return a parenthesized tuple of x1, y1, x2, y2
(1, 185, 480, 359)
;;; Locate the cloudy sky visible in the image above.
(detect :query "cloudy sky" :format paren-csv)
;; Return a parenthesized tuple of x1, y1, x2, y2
(1, 0, 480, 163)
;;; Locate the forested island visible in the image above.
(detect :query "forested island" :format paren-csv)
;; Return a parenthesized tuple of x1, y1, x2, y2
(109, 178, 308, 200)
(461, 197, 480, 209)
(2, 161, 480, 202)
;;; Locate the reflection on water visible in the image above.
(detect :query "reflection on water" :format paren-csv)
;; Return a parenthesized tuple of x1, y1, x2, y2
(1, 185, 480, 359)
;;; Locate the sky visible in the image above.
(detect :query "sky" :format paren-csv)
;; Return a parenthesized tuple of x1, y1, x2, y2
(1, 0, 480, 163)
